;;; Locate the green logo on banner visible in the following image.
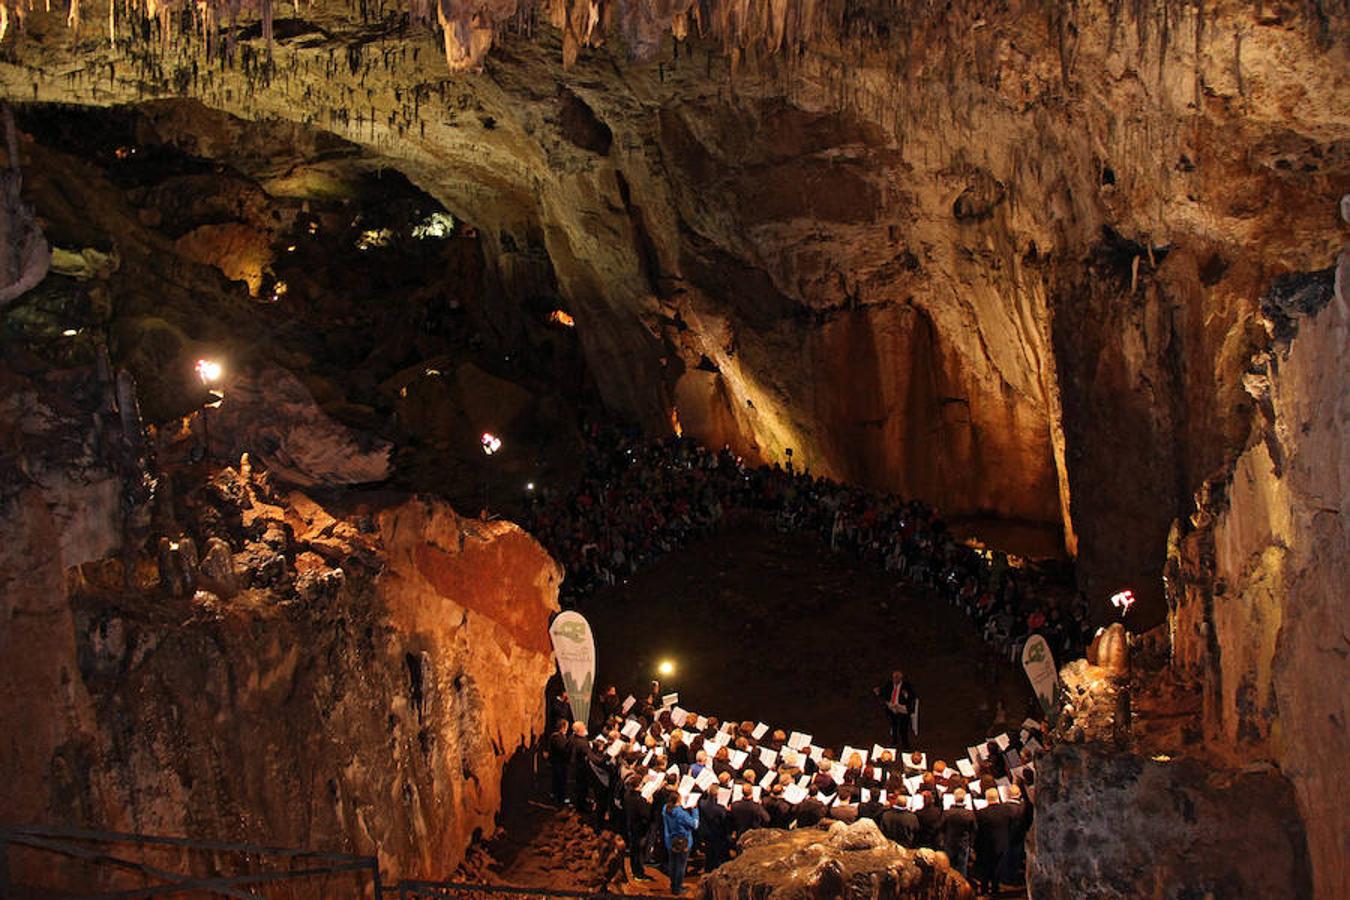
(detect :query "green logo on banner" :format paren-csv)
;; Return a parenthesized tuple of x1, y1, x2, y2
(555, 620, 588, 644)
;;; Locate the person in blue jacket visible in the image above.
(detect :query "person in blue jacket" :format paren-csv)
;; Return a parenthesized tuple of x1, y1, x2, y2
(662, 797, 700, 894)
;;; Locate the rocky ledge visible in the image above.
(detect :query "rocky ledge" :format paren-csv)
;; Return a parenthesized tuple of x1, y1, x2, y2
(0, 353, 563, 891)
(700, 818, 971, 900)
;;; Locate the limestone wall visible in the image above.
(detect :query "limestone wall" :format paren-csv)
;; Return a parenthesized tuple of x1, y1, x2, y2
(1030, 743, 1312, 899)
(0, 362, 562, 890)
(1167, 230, 1348, 899)
(2, 3, 1343, 625)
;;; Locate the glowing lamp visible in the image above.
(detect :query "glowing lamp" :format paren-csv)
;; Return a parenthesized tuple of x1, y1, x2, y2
(62, 328, 78, 337)
(525, 482, 535, 491)
(657, 659, 675, 677)
(1109, 589, 1137, 617)
(195, 359, 223, 386)
(480, 432, 502, 456)
(548, 309, 576, 328)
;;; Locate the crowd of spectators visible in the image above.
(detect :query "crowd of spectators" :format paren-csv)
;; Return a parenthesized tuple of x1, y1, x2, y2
(526, 426, 1091, 663)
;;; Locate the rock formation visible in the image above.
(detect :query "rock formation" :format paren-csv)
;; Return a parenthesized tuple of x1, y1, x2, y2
(0, 103, 49, 305)
(0, 350, 562, 889)
(1, 1, 1343, 629)
(1161, 202, 1349, 899)
(0, 0, 1345, 896)
(1030, 743, 1312, 899)
(1032, 218, 1347, 895)
(202, 364, 393, 486)
(701, 818, 971, 900)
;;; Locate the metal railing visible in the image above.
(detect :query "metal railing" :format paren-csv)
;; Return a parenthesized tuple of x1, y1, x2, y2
(0, 825, 683, 900)
(0, 824, 384, 898)
(395, 881, 683, 900)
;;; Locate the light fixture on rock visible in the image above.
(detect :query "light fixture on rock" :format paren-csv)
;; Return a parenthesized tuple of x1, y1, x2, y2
(1109, 589, 1136, 617)
(195, 358, 225, 459)
(196, 358, 223, 390)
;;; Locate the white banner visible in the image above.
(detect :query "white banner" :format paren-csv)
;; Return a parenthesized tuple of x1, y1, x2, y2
(1021, 635, 1059, 716)
(548, 611, 596, 726)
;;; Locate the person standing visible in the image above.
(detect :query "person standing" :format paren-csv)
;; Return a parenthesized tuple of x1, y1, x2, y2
(940, 788, 977, 878)
(879, 793, 919, 847)
(546, 719, 570, 804)
(728, 783, 771, 842)
(974, 788, 1015, 895)
(663, 797, 699, 895)
(566, 722, 591, 808)
(873, 670, 917, 750)
(622, 775, 654, 881)
(549, 688, 572, 733)
(696, 789, 731, 873)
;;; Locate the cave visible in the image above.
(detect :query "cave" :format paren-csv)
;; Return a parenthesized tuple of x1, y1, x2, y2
(0, 1, 1345, 898)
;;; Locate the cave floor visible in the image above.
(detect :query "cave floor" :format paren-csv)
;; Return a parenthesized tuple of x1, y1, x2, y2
(582, 514, 1037, 760)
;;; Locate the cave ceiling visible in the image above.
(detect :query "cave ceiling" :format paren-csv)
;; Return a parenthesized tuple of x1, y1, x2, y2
(1, 0, 1347, 623)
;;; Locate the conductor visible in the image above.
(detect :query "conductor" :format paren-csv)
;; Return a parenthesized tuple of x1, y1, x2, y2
(874, 669, 917, 750)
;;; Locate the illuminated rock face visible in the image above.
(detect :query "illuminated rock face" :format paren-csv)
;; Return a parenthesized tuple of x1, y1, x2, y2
(0, 364, 562, 885)
(1, 2, 1347, 895)
(1167, 248, 1348, 899)
(2, 2, 1344, 626)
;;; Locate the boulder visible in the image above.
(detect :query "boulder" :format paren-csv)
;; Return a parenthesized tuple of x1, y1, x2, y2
(206, 365, 391, 487)
(700, 820, 972, 899)
(1030, 744, 1311, 899)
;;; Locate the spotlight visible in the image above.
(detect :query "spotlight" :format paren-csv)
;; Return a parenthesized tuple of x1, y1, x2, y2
(194, 359, 225, 459)
(1109, 589, 1136, 617)
(61, 328, 79, 337)
(657, 659, 675, 677)
(525, 482, 535, 491)
(195, 359, 223, 386)
(480, 432, 502, 456)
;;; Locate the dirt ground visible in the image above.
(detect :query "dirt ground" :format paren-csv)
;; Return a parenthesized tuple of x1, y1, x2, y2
(583, 515, 1038, 760)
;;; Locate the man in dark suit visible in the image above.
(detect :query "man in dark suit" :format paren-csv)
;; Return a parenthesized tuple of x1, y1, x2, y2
(999, 785, 1032, 887)
(597, 684, 622, 723)
(879, 794, 919, 847)
(914, 791, 943, 848)
(622, 775, 654, 881)
(974, 788, 1017, 895)
(793, 792, 829, 828)
(646, 774, 678, 872)
(872, 670, 917, 750)
(696, 790, 731, 872)
(857, 788, 886, 824)
(940, 788, 977, 878)
(763, 783, 793, 829)
(549, 688, 572, 733)
(566, 722, 592, 809)
(728, 784, 771, 842)
(585, 738, 615, 827)
(546, 719, 571, 804)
